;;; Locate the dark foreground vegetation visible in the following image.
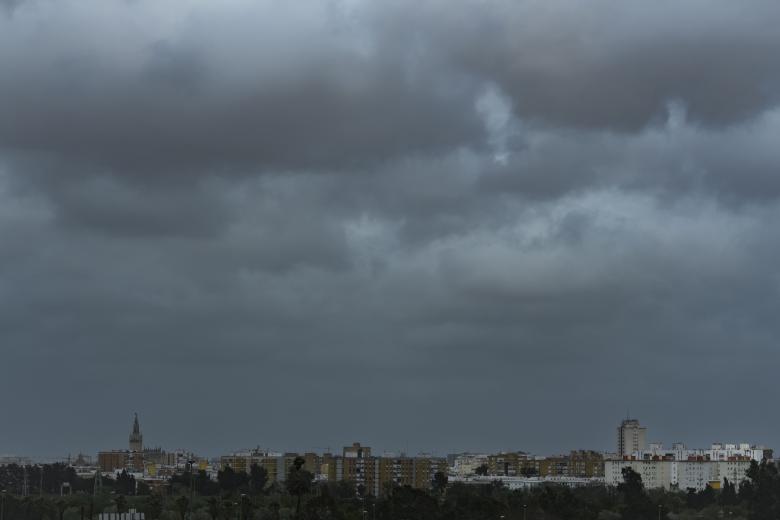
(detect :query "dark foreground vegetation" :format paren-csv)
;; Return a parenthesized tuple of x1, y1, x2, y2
(4, 459, 780, 520)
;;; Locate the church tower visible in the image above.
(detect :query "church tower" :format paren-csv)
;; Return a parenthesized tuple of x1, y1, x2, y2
(129, 413, 143, 452)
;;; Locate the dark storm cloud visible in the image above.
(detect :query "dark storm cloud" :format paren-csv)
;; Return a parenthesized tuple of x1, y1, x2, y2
(0, 0, 484, 176)
(2, 0, 780, 457)
(422, 0, 780, 130)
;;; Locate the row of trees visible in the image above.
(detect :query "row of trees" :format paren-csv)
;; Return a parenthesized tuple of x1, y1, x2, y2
(5, 460, 780, 519)
(0, 464, 149, 496)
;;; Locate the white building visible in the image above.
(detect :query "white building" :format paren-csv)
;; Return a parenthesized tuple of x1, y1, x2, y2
(98, 510, 145, 520)
(605, 458, 753, 491)
(451, 454, 489, 477)
(451, 475, 604, 490)
(632, 443, 767, 463)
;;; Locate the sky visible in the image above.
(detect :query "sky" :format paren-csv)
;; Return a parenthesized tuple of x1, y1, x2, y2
(1, 0, 780, 459)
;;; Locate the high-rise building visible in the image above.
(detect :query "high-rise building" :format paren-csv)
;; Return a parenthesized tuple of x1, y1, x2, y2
(617, 418, 647, 457)
(129, 413, 143, 452)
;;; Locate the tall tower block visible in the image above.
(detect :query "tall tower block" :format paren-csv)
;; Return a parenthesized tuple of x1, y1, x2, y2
(617, 418, 646, 457)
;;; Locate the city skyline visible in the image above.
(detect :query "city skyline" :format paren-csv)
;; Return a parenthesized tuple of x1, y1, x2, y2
(3, 0, 780, 459)
(2, 414, 774, 462)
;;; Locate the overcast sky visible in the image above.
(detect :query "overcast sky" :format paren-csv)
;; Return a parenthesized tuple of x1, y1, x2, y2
(2, 0, 780, 459)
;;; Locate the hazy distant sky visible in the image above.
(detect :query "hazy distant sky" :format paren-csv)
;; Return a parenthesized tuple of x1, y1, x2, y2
(2, 0, 780, 458)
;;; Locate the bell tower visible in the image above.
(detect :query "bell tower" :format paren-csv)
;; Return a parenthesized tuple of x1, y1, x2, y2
(129, 413, 143, 452)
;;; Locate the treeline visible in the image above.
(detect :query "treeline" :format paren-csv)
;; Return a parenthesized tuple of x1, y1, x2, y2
(5, 460, 780, 519)
(0, 463, 148, 496)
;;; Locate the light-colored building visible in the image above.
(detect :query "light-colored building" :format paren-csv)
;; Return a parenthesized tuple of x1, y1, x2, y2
(451, 475, 604, 490)
(631, 443, 768, 463)
(605, 457, 754, 491)
(451, 453, 489, 477)
(607, 438, 769, 491)
(98, 509, 145, 520)
(617, 419, 647, 457)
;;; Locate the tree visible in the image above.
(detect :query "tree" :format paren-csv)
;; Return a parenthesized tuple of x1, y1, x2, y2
(269, 502, 281, 520)
(287, 457, 314, 516)
(617, 468, 656, 520)
(239, 494, 255, 520)
(720, 478, 738, 507)
(207, 496, 221, 520)
(146, 494, 163, 520)
(116, 470, 136, 496)
(218, 466, 248, 494)
(381, 486, 439, 520)
(474, 465, 489, 476)
(55, 499, 67, 520)
(432, 471, 448, 496)
(222, 498, 236, 520)
(356, 484, 366, 498)
(175, 496, 189, 520)
(249, 464, 268, 495)
(115, 495, 128, 514)
(743, 459, 780, 520)
(303, 485, 339, 520)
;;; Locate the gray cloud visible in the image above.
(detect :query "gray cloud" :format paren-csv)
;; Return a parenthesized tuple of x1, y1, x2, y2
(1, 0, 780, 457)
(428, 0, 780, 129)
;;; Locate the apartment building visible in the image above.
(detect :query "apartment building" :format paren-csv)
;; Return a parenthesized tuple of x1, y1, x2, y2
(605, 457, 753, 491)
(486, 451, 604, 478)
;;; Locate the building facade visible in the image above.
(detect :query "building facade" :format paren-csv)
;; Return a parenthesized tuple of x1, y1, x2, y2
(605, 457, 753, 491)
(617, 419, 647, 457)
(220, 442, 447, 497)
(485, 451, 604, 478)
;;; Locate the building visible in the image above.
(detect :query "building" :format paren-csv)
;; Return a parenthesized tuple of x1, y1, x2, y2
(220, 449, 324, 485)
(605, 440, 768, 491)
(484, 451, 604, 478)
(341, 443, 379, 495)
(410, 455, 448, 490)
(98, 509, 145, 520)
(98, 415, 146, 473)
(630, 443, 769, 463)
(450, 475, 604, 490)
(566, 450, 606, 478)
(221, 443, 448, 497)
(98, 451, 130, 472)
(605, 457, 754, 491)
(98, 414, 207, 477)
(617, 419, 647, 457)
(451, 453, 489, 477)
(129, 414, 143, 452)
(487, 452, 533, 476)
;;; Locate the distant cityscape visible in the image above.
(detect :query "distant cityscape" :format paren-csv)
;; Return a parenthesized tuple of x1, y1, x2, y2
(0, 415, 772, 496)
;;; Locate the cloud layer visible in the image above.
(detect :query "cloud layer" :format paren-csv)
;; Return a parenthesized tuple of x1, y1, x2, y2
(1, 0, 780, 457)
